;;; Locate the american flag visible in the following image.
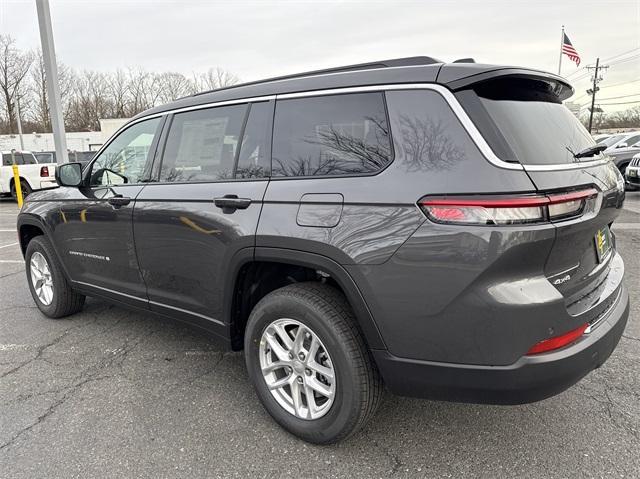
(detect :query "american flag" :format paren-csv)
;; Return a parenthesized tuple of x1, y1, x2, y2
(562, 33, 581, 67)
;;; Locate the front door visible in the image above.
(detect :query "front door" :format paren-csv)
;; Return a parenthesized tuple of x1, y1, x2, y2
(55, 117, 163, 304)
(133, 101, 273, 331)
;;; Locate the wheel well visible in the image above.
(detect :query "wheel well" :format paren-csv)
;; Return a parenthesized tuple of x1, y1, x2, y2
(229, 261, 343, 350)
(19, 224, 44, 255)
(9, 176, 28, 188)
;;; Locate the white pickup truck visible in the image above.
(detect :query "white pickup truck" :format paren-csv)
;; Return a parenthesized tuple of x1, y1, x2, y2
(1, 150, 57, 201)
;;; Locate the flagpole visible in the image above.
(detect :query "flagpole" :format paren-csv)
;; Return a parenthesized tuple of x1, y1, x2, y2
(558, 25, 564, 75)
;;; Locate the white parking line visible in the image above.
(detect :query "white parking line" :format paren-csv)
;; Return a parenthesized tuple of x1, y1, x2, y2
(0, 230, 17, 232)
(0, 260, 24, 263)
(0, 242, 19, 249)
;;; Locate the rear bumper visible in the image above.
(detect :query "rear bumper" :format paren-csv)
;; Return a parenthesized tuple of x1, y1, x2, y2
(373, 283, 629, 405)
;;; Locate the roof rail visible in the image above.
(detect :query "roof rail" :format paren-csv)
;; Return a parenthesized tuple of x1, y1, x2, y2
(190, 56, 443, 98)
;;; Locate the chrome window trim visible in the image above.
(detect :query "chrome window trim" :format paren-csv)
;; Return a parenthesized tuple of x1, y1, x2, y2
(277, 84, 523, 171)
(123, 83, 610, 173)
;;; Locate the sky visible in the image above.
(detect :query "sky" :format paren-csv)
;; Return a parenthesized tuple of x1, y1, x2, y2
(1, 0, 639, 113)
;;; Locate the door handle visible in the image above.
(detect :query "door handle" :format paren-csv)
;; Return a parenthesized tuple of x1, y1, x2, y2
(107, 195, 132, 207)
(214, 195, 251, 210)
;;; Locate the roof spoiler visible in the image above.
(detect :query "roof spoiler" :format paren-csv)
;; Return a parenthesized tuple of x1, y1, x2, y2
(439, 67, 575, 101)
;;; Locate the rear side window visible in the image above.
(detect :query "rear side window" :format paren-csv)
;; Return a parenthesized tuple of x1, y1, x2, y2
(23, 153, 38, 165)
(272, 92, 392, 177)
(160, 105, 246, 182)
(2, 154, 12, 166)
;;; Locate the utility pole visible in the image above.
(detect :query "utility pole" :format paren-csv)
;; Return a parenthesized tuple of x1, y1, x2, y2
(35, 0, 68, 163)
(586, 58, 608, 134)
(15, 98, 25, 150)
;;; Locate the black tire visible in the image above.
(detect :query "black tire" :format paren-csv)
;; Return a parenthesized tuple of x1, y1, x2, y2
(25, 236, 85, 318)
(10, 179, 32, 202)
(244, 282, 383, 444)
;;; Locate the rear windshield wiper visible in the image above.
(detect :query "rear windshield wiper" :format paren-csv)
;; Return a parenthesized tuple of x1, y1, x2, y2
(571, 144, 608, 160)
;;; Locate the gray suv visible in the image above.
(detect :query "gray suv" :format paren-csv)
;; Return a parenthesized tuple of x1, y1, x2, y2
(17, 57, 629, 444)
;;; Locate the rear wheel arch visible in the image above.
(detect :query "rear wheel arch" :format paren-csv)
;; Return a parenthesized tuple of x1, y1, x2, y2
(226, 248, 386, 352)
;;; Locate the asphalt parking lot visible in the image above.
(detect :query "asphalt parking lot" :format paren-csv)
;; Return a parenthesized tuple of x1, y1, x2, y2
(1, 194, 639, 478)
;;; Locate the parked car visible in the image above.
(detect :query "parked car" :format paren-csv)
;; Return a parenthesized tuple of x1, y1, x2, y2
(625, 155, 640, 190)
(593, 133, 611, 144)
(33, 151, 55, 164)
(1, 150, 57, 200)
(34, 150, 97, 166)
(606, 138, 640, 180)
(17, 57, 629, 444)
(604, 131, 640, 152)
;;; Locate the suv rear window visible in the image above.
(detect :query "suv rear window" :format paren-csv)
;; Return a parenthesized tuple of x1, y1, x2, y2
(272, 92, 392, 177)
(461, 77, 597, 166)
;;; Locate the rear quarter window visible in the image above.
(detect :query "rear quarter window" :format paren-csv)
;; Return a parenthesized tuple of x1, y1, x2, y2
(272, 92, 392, 177)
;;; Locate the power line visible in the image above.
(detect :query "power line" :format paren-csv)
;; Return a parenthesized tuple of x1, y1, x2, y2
(600, 78, 640, 89)
(598, 100, 640, 106)
(597, 93, 640, 101)
(607, 54, 640, 67)
(602, 47, 640, 63)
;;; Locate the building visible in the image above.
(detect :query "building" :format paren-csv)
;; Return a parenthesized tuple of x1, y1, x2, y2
(0, 118, 129, 153)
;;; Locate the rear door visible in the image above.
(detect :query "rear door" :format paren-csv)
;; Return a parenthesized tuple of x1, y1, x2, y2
(133, 100, 273, 331)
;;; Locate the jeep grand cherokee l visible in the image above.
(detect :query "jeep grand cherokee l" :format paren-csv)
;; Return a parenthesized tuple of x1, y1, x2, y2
(17, 57, 629, 444)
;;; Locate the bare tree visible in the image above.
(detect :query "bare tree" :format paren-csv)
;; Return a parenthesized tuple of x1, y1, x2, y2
(156, 71, 193, 104)
(30, 50, 73, 132)
(193, 67, 239, 92)
(0, 35, 34, 133)
(108, 69, 129, 119)
(126, 68, 160, 116)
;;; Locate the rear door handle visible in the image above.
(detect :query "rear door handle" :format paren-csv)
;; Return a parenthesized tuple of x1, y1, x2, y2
(214, 195, 251, 210)
(107, 195, 132, 207)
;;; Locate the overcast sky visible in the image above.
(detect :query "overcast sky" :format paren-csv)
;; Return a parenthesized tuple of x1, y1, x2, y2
(1, 0, 639, 112)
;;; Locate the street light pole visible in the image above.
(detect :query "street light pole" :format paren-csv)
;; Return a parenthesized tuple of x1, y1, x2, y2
(35, 0, 68, 163)
(15, 97, 25, 150)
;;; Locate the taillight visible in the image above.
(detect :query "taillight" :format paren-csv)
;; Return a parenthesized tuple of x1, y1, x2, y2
(526, 323, 589, 355)
(419, 188, 598, 226)
(40, 166, 49, 177)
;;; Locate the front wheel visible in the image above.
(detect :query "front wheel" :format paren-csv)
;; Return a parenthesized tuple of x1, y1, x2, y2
(25, 236, 85, 318)
(244, 282, 382, 444)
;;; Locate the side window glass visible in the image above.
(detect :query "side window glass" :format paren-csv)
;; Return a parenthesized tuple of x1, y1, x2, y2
(14, 154, 25, 165)
(23, 153, 38, 165)
(272, 92, 392, 177)
(90, 117, 161, 186)
(236, 102, 272, 179)
(385, 90, 479, 172)
(160, 105, 246, 183)
(2, 154, 12, 166)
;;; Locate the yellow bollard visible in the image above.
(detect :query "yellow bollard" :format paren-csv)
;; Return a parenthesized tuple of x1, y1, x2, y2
(11, 163, 24, 208)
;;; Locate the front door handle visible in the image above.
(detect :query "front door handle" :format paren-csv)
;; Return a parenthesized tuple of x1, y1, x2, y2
(214, 195, 251, 210)
(107, 195, 132, 207)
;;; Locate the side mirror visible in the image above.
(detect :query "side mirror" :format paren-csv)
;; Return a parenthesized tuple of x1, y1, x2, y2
(55, 162, 83, 187)
(617, 143, 627, 149)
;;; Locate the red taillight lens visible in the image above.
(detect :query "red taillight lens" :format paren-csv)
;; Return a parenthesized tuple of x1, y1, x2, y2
(419, 188, 598, 226)
(40, 166, 49, 177)
(526, 323, 589, 355)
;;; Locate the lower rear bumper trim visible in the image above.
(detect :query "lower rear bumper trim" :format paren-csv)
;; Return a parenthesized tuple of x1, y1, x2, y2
(373, 284, 629, 405)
